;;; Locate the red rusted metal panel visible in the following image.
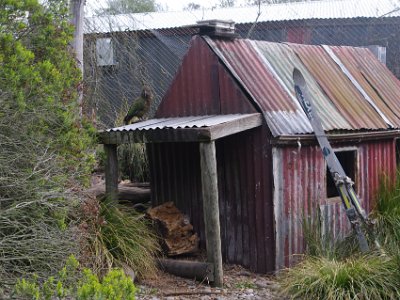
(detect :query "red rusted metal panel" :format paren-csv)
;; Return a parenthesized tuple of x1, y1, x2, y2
(156, 36, 257, 117)
(216, 126, 274, 273)
(358, 139, 396, 211)
(273, 139, 396, 269)
(273, 145, 325, 268)
(218, 63, 257, 114)
(287, 27, 311, 43)
(210, 38, 295, 112)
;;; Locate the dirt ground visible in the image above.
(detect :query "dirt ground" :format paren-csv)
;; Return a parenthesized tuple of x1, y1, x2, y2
(137, 264, 282, 300)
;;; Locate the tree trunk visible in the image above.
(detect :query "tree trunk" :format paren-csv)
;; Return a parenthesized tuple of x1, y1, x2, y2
(69, 0, 85, 116)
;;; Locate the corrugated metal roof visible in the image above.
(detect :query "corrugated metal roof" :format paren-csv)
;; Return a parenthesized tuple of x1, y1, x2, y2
(205, 37, 308, 135)
(84, 0, 400, 33)
(107, 114, 254, 132)
(206, 38, 400, 136)
(330, 46, 400, 125)
(251, 41, 351, 132)
(290, 43, 388, 129)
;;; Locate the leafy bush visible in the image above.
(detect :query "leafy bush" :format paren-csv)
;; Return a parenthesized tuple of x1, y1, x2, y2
(80, 198, 160, 278)
(78, 269, 136, 300)
(0, 0, 95, 285)
(14, 255, 137, 300)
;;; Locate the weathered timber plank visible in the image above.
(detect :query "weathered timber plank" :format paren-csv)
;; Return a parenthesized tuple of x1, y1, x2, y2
(209, 113, 262, 140)
(104, 144, 118, 202)
(199, 141, 223, 287)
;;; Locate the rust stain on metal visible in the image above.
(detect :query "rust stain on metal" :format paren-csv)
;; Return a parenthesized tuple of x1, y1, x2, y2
(252, 41, 351, 132)
(289, 43, 388, 129)
(330, 46, 400, 127)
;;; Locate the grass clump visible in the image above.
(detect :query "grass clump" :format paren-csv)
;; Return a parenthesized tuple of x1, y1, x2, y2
(119, 143, 150, 183)
(280, 255, 400, 300)
(81, 198, 160, 279)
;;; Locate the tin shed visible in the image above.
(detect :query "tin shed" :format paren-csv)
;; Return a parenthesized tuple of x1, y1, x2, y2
(99, 31, 400, 276)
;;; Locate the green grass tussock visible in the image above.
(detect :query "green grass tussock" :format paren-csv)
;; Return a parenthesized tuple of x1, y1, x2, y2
(280, 254, 400, 300)
(82, 198, 160, 279)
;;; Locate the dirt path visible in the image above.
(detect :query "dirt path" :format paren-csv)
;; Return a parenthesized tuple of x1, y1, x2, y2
(137, 264, 282, 299)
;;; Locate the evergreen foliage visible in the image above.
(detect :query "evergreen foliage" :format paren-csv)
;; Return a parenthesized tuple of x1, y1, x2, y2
(0, 0, 95, 284)
(14, 255, 137, 300)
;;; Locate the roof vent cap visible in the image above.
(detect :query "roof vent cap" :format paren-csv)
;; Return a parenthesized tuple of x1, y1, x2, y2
(196, 19, 238, 39)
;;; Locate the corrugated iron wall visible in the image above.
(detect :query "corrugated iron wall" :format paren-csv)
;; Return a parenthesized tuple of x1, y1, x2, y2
(217, 126, 274, 273)
(273, 139, 396, 269)
(156, 36, 256, 117)
(358, 139, 397, 212)
(148, 126, 275, 273)
(273, 145, 324, 269)
(148, 142, 205, 241)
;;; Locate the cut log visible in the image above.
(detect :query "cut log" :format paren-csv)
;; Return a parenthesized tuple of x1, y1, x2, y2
(147, 202, 199, 256)
(158, 259, 214, 282)
(87, 184, 150, 204)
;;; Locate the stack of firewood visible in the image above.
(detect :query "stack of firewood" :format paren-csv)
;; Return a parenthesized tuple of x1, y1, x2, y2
(147, 202, 199, 256)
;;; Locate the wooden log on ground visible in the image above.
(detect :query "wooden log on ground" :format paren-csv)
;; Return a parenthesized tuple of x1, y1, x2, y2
(147, 202, 199, 256)
(158, 259, 214, 282)
(87, 184, 150, 204)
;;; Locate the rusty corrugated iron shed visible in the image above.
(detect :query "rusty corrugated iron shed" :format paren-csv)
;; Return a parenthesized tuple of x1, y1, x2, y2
(206, 38, 400, 136)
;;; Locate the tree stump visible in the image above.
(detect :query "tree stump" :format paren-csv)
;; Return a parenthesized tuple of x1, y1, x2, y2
(147, 202, 199, 256)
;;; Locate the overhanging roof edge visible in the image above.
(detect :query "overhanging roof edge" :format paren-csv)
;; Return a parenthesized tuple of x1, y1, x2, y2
(98, 113, 263, 144)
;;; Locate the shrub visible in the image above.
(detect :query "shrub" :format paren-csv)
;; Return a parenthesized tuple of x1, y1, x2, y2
(77, 268, 136, 300)
(14, 255, 137, 300)
(0, 0, 95, 285)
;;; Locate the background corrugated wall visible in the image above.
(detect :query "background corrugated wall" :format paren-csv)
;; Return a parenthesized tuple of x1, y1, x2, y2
(273, 139, 396, 269)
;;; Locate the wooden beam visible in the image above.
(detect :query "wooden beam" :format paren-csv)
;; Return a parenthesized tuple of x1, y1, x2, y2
(98, 113, 262, 145)
(209, 113, 262, 140)
(104, 144, 118, 202)
(272, 129, 400, 146)
(199, 141, 223, 287)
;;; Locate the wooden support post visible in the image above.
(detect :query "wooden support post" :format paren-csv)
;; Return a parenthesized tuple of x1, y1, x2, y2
(199, 141, 223, 287)
(104, 144, 118, 202)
